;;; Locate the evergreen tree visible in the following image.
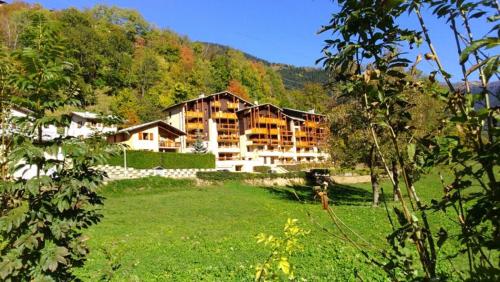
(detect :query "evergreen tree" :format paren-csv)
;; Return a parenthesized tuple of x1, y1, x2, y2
(192, 129, 207, 154)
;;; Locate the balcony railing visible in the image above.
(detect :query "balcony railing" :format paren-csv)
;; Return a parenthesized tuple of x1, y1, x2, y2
(217, 123, 238, 131)
(254, 117, 286, 126)
(295, 130, 307, 137)
(159, 140, 181, 148)
(227, 102, 239, 109)
(245, 127, 268, 135)
(212, 101, 221, 108)
(185, 111, 203, 118)
(212, 112, 237, 119)
(304, 121, 318, 128)
(186, 122, 204, 130)
(217, 134, 239, 142)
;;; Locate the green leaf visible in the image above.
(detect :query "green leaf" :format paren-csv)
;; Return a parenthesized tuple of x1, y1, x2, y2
(407, 143, 416, 161)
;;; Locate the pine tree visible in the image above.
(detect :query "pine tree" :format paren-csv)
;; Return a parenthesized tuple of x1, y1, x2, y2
(193, 129, 207, 154)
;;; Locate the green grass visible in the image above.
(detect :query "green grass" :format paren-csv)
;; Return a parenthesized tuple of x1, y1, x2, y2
(76, 168, 468, 281)
(107, 151, 215, 169)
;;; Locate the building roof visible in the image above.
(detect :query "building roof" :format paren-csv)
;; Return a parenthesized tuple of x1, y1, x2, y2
(11, 105, 34, 116)
(236, 103, 305, 121)
(163, 91, 254, 111)
(282, 107, 326, 117)
(116, 120, 185, 136)
(72, 111, 100, 120)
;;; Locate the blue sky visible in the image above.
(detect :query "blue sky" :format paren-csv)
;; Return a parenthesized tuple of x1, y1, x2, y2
(20, 0, 497, 82)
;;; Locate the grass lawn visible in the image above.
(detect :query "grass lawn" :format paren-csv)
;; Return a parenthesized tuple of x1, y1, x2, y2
(76, 169, 466, 281)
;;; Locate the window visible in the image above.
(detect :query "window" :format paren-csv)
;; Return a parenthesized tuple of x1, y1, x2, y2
(77, 121, 83, 128)
(139, 132, 154, 140)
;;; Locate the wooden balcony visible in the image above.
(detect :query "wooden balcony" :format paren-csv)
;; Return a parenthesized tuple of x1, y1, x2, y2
(212, 112, 237, 119)
(227, 102, 239, 109)
(185, 111, 203, 118)
(268, 128, 279, 135)
(212, 101, 221, 108)
(159, 140, 181, 148)
(245, 127, 268, 135)
(217, 134, 239, 142)
(304, 121, 318, 128)
(186, 122, 204, 130)
(296, 141, 312, 148)
(295, 130, 307, 137)
(217, 123, 238, 131)
(255, 117, 286, 126)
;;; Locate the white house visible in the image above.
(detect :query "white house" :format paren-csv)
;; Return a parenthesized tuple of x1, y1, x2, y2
(66, 111, 117, 138)
(107, 120, 185, 152)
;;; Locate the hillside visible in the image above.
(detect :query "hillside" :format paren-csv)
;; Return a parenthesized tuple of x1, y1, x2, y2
(0, 2, 330, 125)
(200, 42, 329, 90)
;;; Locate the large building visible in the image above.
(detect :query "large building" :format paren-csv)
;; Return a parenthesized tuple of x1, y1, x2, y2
(163, 91, 329, 171)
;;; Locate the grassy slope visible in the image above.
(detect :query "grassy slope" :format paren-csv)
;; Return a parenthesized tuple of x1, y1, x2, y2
(76, 169, 464, 281)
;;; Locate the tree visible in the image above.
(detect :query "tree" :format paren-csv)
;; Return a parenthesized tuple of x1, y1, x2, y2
(320, 0, 498, 280)
(0, 14, 117, 280)
(192, 129, 207, 154)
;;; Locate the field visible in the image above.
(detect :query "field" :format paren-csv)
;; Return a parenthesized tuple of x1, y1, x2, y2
(76, 170, 465, 281)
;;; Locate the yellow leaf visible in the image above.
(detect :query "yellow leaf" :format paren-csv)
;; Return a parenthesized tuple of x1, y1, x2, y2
(278, 257, 290, 275)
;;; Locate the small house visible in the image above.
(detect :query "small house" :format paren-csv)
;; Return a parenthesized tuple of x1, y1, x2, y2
(107, 120, 186, 152)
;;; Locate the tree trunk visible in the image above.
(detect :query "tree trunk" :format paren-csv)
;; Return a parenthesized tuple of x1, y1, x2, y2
(369, 145, 380, 207)
(392, 160, 399, 201)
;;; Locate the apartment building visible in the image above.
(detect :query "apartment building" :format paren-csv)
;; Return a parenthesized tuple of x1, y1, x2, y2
(164, 91, 329, 171)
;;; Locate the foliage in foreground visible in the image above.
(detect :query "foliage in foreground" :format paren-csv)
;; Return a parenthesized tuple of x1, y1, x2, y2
(0, 13, 116, 280)
(320, 0, 499, 280)
(255, 219, 309, 281)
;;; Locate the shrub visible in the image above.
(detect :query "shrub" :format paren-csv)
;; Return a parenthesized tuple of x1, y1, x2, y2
(196, 171, 306, 181)
(253, 166, 271, 173)
(107, 151, 215, 169)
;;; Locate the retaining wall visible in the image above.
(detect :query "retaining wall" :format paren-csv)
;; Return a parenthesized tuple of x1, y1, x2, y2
(96, 165, 216, 180)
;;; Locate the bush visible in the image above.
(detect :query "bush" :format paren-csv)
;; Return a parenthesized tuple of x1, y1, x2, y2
(253, 166, 271, 173)
(107, 151, 215, 169)
(196, 171, 306, 181)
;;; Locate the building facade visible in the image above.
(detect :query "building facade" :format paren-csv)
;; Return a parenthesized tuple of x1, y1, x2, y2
(65, 112, 117, 138)
(107, 120, 185, 152)
(163, 91, 329, 171)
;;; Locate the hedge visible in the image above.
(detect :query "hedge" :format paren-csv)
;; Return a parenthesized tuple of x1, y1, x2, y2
(196, 171, 306, 181)
(253, 166, 271, 173)
(107, 151, 215, 169)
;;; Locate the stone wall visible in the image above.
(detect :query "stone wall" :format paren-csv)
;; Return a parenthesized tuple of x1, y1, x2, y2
(96, 165, 216, 180)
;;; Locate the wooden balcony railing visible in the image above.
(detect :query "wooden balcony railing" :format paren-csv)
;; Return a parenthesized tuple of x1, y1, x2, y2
(295, 130, 307, 137)
(217, 134, 239, 142)
(185, 111, 203, 118)
(254, 117, 286, 126)
(159, 140, 181, 148)
(186, 122, 204, 130)
(217, 123, 238, 131)
(304, 121, 318, 128)
(245, 127, 268, 135)
(212, 112, 237, 119)
(227, 102, 239, 109)
(212, 101, 221, 108)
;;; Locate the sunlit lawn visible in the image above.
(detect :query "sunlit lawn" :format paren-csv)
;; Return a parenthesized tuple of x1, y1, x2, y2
(76, 169, 465, 281)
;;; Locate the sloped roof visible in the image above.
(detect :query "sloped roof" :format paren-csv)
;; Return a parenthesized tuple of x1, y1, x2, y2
(282, 107, 326, 117)
(163, 91, 254, 111)
(116, 120, 185, 136)
(236, 103, 304, 121)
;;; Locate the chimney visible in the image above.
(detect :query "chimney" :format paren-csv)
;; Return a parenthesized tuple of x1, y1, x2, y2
(254, 101, 259, 105)
(199, 93, 205, 98)
(308, 109, 315, 114)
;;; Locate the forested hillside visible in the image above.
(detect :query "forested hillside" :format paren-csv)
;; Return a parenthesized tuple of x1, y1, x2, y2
(0, 2, 330, 125)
